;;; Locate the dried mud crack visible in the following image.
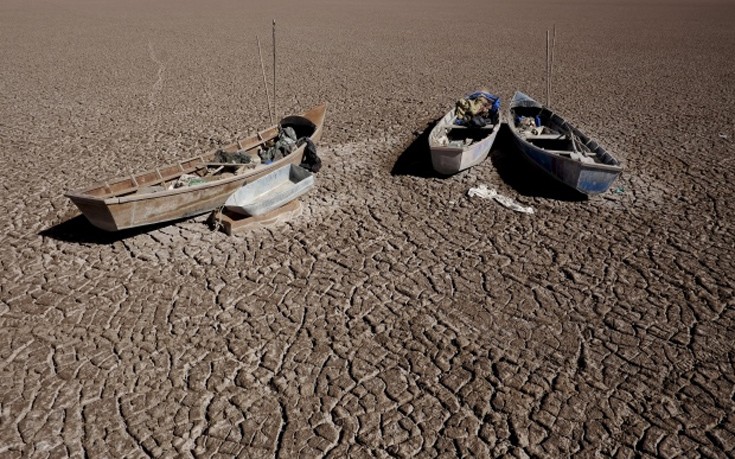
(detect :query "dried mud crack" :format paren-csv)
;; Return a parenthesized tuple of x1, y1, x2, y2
(2, 0, 734, 457)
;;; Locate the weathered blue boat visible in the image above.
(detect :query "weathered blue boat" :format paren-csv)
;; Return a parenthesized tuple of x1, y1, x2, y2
(507, 92, 622, 195)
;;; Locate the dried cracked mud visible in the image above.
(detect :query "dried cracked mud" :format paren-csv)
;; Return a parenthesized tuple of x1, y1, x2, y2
(1, 0, 734, 457)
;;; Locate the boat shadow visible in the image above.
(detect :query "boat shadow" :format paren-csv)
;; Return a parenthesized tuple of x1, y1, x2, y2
(390, 118, 446, 178)
(39, 214, 190, 245)
(490, 124, 588, 201)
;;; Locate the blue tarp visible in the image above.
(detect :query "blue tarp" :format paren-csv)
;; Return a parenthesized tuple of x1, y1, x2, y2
(466, 91, 501, 114)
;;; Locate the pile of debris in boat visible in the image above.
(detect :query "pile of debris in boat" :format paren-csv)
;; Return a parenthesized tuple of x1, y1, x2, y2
(213, 125, 321, 171)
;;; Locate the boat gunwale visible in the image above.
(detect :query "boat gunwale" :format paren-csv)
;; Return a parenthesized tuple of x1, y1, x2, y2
(67, 147, 305, 205)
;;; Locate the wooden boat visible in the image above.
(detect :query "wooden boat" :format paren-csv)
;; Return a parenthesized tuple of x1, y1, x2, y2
(507, 92, 622, 195)
(225, 164, 314, 216)
(428, 92, 501, 175)
(211, 200, 302, 236)
(65, 104, 326, 231)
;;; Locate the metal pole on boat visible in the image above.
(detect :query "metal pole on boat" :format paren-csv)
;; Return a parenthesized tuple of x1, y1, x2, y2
(546, 30, 550, 107)
(550, 25, 556, 108)
(273, 19, 277, 121)
(257, 35, 274, 124)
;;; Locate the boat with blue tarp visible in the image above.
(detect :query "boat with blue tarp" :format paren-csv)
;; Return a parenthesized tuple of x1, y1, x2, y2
(428, 91, 502, 175)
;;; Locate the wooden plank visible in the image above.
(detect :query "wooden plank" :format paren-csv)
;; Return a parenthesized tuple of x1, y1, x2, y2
(240, 135, 272, 152)
(206, 162, 257, 168)
(210, 200, 302, 235)
(446, 124, 497, 130)
(96, 163, 203, 199)
(522, 134, 567, 140)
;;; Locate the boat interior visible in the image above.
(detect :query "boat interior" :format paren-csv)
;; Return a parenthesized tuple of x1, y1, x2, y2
(445, 125, 496, 142)
(511, 105, 608, 164)
(76, 116, 317, 199)
(521, 135, 574, 152)
(431, 116, 497, 148)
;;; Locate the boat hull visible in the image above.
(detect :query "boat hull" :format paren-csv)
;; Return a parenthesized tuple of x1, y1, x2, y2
(509, 133, 621, 195)
(69, 152, 305, 231)
(66, 104, 325, 231)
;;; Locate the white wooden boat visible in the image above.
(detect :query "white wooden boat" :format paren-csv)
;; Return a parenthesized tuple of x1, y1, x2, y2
(224, 164, 314, 216)
(428, 92, 501, 175)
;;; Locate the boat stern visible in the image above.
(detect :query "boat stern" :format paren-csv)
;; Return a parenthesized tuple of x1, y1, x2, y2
(65, 193, 122, 232)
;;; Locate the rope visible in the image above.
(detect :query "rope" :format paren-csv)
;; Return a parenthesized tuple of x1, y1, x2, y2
(211, 205, 226, 232)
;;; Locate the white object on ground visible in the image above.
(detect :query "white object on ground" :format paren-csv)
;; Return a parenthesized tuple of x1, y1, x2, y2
(467, 184, 535, 214)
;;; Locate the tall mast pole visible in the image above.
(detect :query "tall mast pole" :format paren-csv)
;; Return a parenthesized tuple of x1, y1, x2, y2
(273, 19, 276, 121)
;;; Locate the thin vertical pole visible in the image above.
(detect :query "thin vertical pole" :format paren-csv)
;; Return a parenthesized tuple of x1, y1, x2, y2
(550, 25, 556, 108)
(546, 30, 551, 107)
(272, 19, 276, 121)
(257, 35, 273, 124)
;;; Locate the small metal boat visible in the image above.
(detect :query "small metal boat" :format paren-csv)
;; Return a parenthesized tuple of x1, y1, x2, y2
(224, 164, 315, 216)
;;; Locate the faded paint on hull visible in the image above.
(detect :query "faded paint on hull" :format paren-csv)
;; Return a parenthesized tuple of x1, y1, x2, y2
(511, 134, 621, 195)
(430, 130, 499, 175)
(88, 151, 304, 230)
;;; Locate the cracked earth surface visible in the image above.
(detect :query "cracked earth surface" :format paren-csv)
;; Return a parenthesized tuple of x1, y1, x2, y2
(1, 0, 734, 457)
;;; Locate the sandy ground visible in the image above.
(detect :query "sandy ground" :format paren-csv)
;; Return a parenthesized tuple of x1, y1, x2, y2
(1, 0, 734, 457)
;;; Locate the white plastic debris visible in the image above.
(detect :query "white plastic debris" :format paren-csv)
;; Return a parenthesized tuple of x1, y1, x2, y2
(467, 185, 535, 214)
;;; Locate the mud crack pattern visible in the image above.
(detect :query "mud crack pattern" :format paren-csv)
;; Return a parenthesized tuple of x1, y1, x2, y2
(1, 0, 734, 457)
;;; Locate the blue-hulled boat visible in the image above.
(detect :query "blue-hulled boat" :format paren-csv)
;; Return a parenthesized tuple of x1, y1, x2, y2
(507, 92, 622, 195)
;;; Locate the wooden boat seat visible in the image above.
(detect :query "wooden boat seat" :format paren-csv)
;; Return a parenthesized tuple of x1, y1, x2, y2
(445, 124, 497, 130)
(206, 162, 256, 168)
(522, 133, 568, 140)
(549, 149, 599, 163)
